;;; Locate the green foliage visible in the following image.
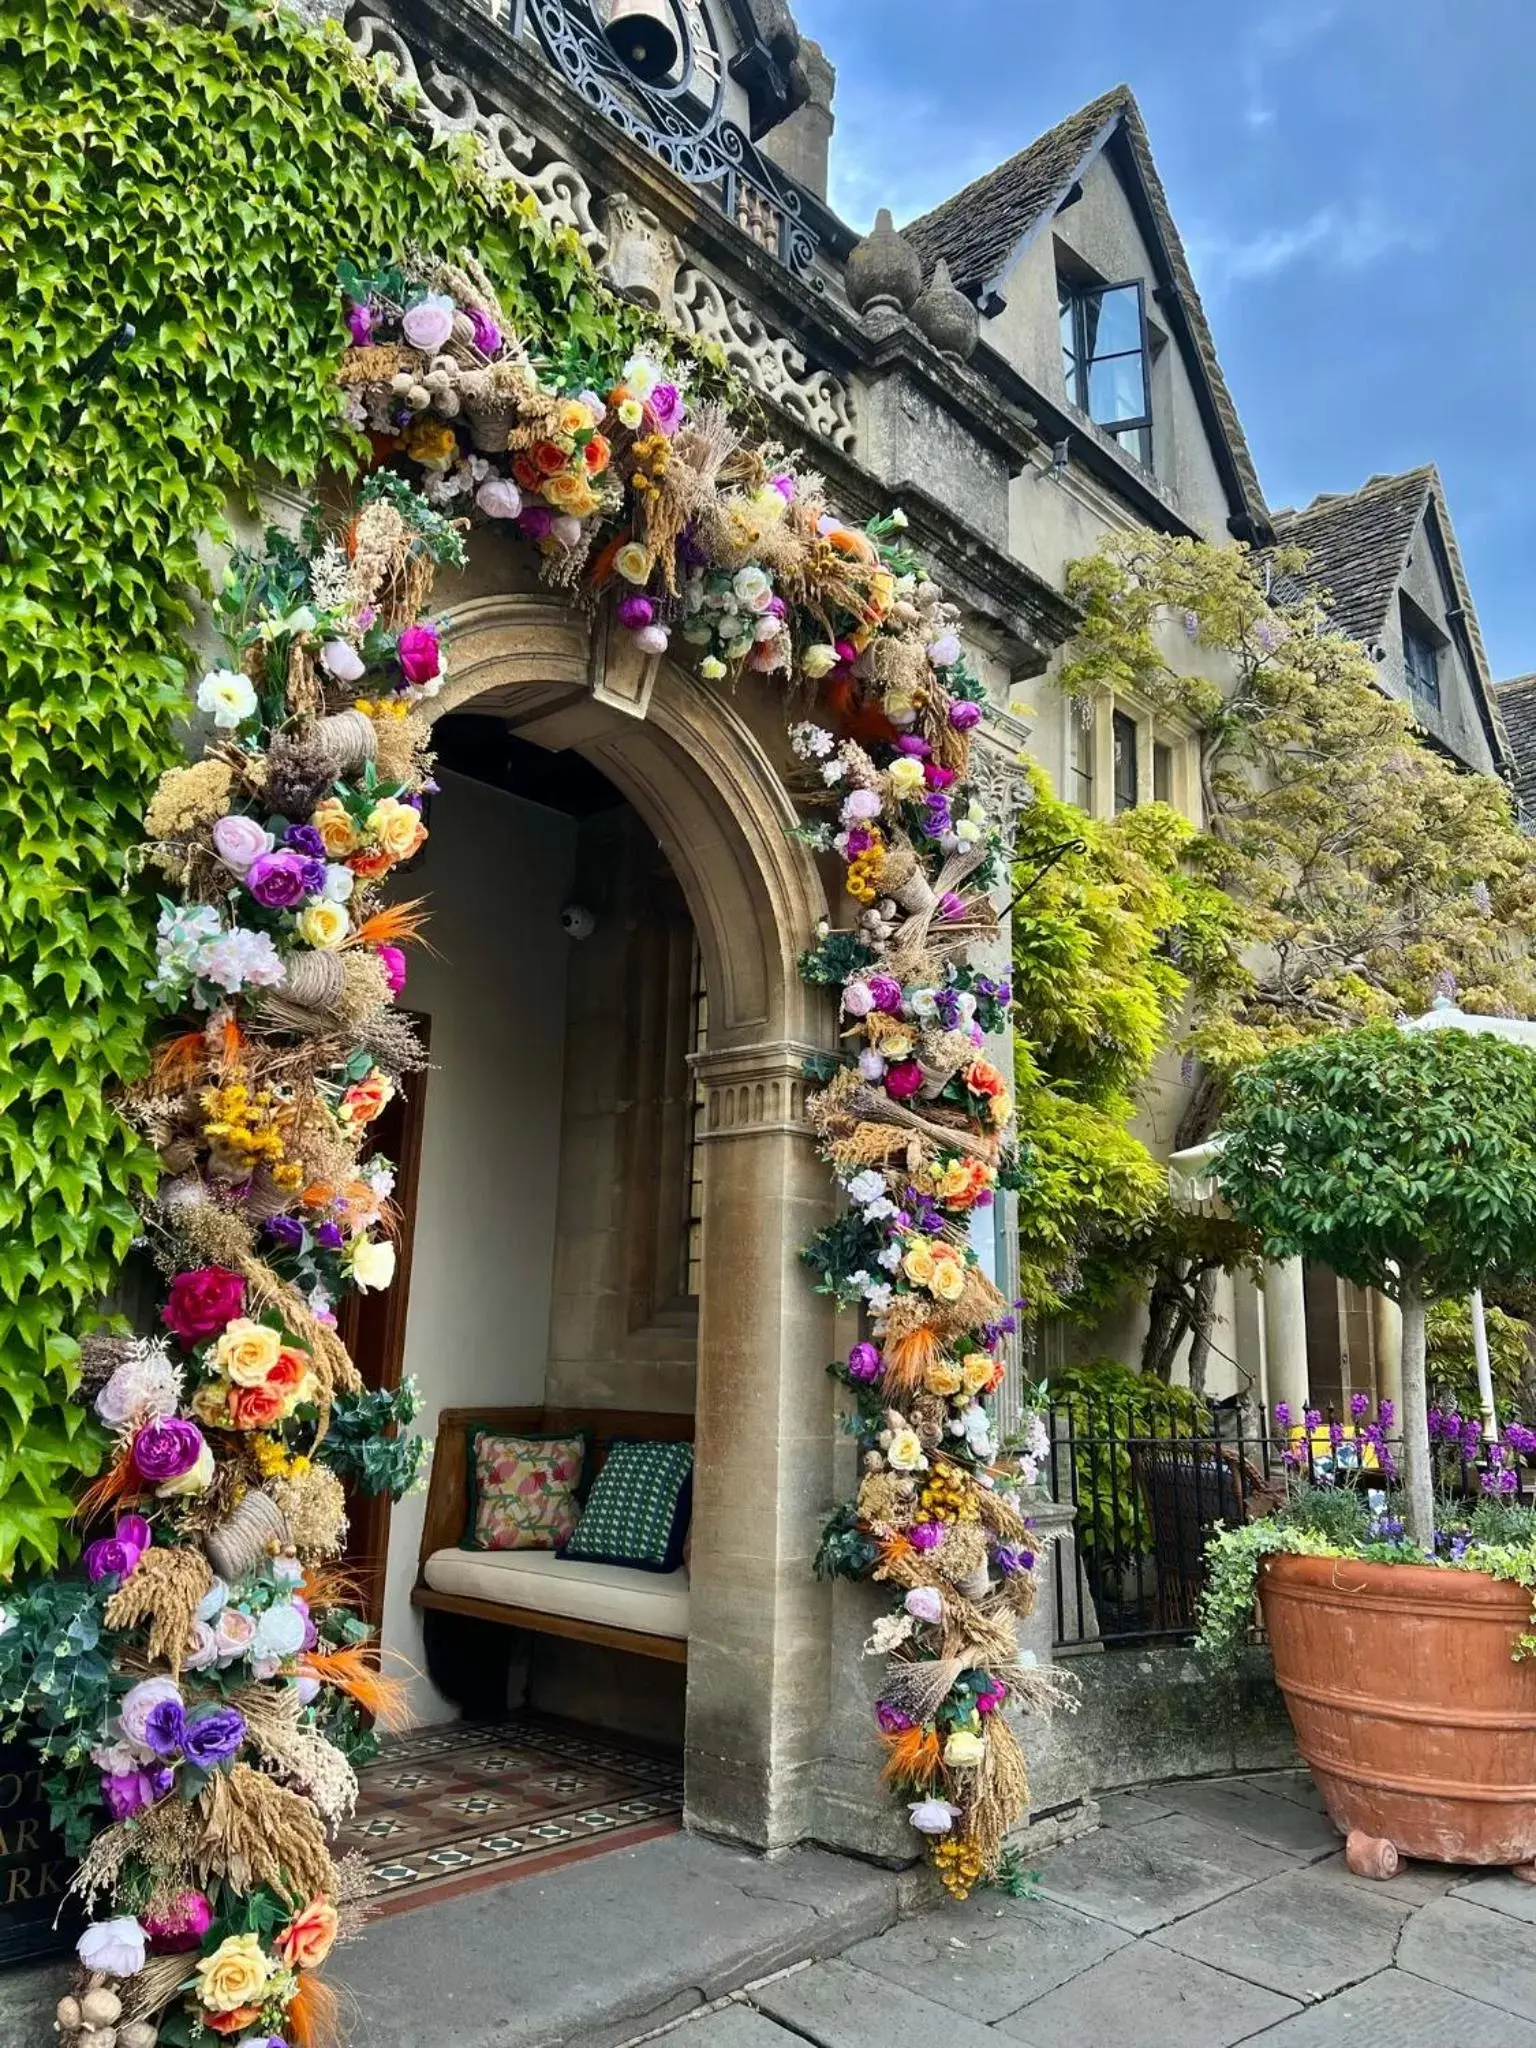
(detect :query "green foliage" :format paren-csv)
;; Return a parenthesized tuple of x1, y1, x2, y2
(1215, 1025, 1536, 1300)
(813, 1501, 880, 1581)
(0, 0, 675, 1574)
(1194, 1520, 1333, 1664)
(1009, 768, 1241, 1316)
(1046, 1356, 1210, 1562)
(1427, 1299, 1531, 1416)
(317, 1376, 427, 1500)
(0, 1572, 116, 1849)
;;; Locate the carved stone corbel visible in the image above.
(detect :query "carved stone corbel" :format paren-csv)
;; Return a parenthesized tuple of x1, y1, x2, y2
(597, 192, 683, 318)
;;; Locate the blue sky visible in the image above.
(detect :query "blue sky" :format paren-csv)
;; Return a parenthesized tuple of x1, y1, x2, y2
(791, 0, 1536, 680)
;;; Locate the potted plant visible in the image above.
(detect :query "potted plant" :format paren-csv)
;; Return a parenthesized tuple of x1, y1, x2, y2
(1199, 1023, 1536, 1875)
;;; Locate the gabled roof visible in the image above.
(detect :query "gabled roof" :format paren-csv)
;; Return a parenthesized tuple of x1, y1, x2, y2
(1495, 675, 1536, 818)
(903, 85, 1268, 540)
(1274, 467, 1507, 772)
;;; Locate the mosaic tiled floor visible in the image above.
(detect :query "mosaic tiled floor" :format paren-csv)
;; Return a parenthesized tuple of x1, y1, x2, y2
(336, 1717, 684, 1916)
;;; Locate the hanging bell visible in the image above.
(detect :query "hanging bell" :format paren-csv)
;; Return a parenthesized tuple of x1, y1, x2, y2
(603, 0, 680, 84)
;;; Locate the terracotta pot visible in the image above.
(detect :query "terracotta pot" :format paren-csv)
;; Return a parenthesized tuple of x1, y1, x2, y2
(1259, 1550, 1536, 1866)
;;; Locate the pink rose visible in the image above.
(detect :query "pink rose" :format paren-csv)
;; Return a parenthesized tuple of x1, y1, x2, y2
(162, 1267, 245, 1346)
(648, 384, 682, 433)
(401, 293, 455, 352)
(377, 944, 407, 995)
(397, 623, 441, 685)
(841, 980, 875, 1018)
(885, 1059, 924, 1100)
(211, 814, 274, 875)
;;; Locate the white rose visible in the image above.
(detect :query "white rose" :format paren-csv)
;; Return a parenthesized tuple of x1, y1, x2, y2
(196, 668, 258, 730)
(77, 1917, 146, 1979)
(349, 1236, 397, 1292)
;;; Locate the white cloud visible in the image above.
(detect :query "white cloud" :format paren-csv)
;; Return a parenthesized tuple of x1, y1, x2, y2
(1242, 5, 1338, 131)
(1188, 199, 1433, 292)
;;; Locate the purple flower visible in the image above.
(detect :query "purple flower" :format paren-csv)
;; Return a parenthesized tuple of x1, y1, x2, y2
(469, 308, 501, 355)
(897, 737, 930, 757)
(921, 795, 952, 839)
(1349, 1392, 1370, 1419)
(937, 892, 965, 920)
(948, 699, 983, 731)
(143, 1698, 187, 1759)
(102, 1766, 173, 1821)
(246, 849, 316, 911)
(1273, 1402, 1292, 1429)
(345, 302, 373, 347)
(518, 505, 554, 541)
(116, 1514, 151, 1554)
(183, 1704, 245, 1770)
(648, 384, 683, 433)
(132, 1418, 205, 1485)
(84, 1538, 141, 1583)
(284, 823, 326, 861)
(846, 1341, 882, 1383)
(769, 473, 795, 502)
(866, 974, 904, 1015)
(616, 595, 655, 630)
(1304, 1408, 1322, 1430)
(313, 1222, 345, 1252)
(993, 1545, 1034, 1577)
(875, 1702, 914, 1735)
(264, 1216, 305, 1253)
(908, 1522, 943, 1552)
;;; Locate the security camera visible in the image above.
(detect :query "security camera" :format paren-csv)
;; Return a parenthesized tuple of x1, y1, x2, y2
(560, 904, 596, 940)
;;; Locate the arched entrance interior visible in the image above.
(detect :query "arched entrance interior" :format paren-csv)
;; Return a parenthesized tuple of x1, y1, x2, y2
(372, 562, 839, 1851)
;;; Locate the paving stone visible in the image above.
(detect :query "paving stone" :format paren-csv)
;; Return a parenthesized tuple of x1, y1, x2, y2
(838, 1892, 1129, 2024)
(1240, 1966, 1536, 2046)
(992, 1933, 1301, 2047)
(1151, 1864, 1414, 2002)
(665, 2006, 808, 2047)
(1160, 1777, 1341, 1859)
(1237, 1769, 1327, 1813)
(1451, 1870, 1536, 1924)
(1032, 1810, 1292, 1934)
(1094, 1788, 1181, 1828)
(750, 1956, 1003, 2047)
(331, 1832, 898, 2048)
(1312, 1846, 1466, 1903)
(1397, 1892, 1536, 2017)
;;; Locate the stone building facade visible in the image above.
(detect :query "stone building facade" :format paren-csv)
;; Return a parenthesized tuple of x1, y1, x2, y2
(291, 0, 1518, 1846)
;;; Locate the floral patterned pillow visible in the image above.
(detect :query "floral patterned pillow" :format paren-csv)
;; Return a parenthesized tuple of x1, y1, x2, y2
(466, 1430, 587, 1552)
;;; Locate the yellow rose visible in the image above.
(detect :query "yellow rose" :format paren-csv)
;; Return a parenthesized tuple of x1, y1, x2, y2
(348, 1235, 397, 1292)
(886, 756, 925, 800)
(929, 1253, 966, 1303)
(938, 1163, 972, 1201)
(614, 541, 653, 584)
(886, 1428, 925, 1473)
(542, 468, 588, 511)
(961, 1359, 993, 1396)
(926, 1364, 964, 1397)
(403, 419, 457, 467)
(214, 1317, 282, 1387)
(902, 1240, 936, 1287)
(801, 644, 841, 680)
(296, 902, 349, 950)
(942, 1728, 985, 1768)
(884, 687, 919, 722)
(311, 798, 359, 857)
(868, 569, 896, 617)
(617, 397, 644, 429)
(195, 1933, 273, 2015)
(881, 1027, 916, 1060)
(989, 1089, 1014, 1127)
(367, 797, 427, 861)
(556, 399, 593, 436)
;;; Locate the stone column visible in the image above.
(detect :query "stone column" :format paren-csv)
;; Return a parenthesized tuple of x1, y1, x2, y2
(683, 1038, 839, 1852)
(1263, 1257, 1310, 1417)
(1372, 1291, 1403, 1416)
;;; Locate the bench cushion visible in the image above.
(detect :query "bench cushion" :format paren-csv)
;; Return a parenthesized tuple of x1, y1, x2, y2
(422, 1546, 690, 1640)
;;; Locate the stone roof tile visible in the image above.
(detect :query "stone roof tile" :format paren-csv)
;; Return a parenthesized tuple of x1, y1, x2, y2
(1272, 469, 1433, 648)
(1495, 675, 1536, 816)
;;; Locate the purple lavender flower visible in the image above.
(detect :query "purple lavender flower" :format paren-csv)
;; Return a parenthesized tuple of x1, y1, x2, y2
(933, 988, 963, 1031)
(1349, 1392, 1370, 1419)
(921, 794, 953, 839)
(993, 1545, 1034, 1577)
(1304, 1408, 1322, 1430)
(1377, 1398, 1395, 1431)
(1273, 1402, 1292, 1429)
(345, 302, 373, 347)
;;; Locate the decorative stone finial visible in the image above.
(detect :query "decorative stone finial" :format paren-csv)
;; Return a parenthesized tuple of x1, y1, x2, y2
(844, 208, 922, 318)
(911, 259, 979, 362)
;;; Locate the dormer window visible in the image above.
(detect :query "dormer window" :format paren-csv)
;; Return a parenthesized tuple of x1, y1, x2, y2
(1059, 277, 1152, 468)
(1402, 617, 1442, 712)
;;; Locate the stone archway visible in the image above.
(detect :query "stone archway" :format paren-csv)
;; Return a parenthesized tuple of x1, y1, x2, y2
(424, 570, 840, 1850)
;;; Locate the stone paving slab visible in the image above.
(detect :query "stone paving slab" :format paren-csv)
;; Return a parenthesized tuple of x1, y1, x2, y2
(750, 1956, 1004, 2047)
(1031, 1808, 1293, 1934)
(1093, 1788, 1181, 1828)
(661, 2008, 802, 2048)
(1158, 1776, 1342, 1859)
(1151, 1862, 1415, 2003)
(1238, 1965, 1536, 2046)
(838, 1892, 1130, 2024)
(332, 1832, 898, 2048)
(990, 1931, 1301, 2047)
(1452, 1869, 1536, 1923)
(1396, 1892, 1536, 2018)
(1235, 1768, 1327, 1812)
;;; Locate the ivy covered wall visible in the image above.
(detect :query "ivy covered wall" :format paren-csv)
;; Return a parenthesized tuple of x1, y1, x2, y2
(0, 0, 667, 1574)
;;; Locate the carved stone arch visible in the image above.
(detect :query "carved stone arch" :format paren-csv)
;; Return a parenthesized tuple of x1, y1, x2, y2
(421, 576, 840, 1850)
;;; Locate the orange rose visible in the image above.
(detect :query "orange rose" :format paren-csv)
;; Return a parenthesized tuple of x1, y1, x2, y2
(311, 798, 359, 859)
(229, 1383, 287, 1431)
(347, 848, 394, 881)
(583, 433, 610, 475)
(205, 2008, 261, 2036)
(533, 439, 569, 476)
(277, 1897, 338, 1972)
(964, 1059, 1005, 1099)
(266, 1346, 310, 1398)
(339, 1072, 392, 1126)
(512, 453, 542, 492)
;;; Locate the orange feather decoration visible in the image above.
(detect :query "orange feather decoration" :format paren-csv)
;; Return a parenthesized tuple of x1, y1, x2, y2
(151, 1031, 209, 1090)
(346, 900, 430, 951)
(879, 1724, 942, 1789)
(301, 1645, 413, 1731)
(75, 1445, 142, 1529)
(287, 1973, 342, 2048)
(882, 1326, 942, 1394)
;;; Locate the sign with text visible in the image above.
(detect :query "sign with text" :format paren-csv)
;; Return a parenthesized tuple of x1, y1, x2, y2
(0, 1741, 78, 1968)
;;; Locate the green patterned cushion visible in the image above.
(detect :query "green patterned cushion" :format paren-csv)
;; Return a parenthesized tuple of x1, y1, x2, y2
(465, 1430, 587, 1552)
(558, 1439, 693, 1573)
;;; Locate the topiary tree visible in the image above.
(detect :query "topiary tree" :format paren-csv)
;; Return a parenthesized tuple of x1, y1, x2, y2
(1215, 1025, 1536, 1546)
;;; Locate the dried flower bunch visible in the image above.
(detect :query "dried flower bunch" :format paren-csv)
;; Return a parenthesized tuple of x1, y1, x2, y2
(36, 482, 453, 2047)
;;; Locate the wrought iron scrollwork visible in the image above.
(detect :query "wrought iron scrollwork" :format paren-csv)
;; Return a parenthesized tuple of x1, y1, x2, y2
(525, 0, 823, 286)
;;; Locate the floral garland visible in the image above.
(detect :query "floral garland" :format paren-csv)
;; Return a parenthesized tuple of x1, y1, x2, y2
(28, 242, 1064, 2046)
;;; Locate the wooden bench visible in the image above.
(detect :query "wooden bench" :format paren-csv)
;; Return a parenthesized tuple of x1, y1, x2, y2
(413, 1406, 694, 1708)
